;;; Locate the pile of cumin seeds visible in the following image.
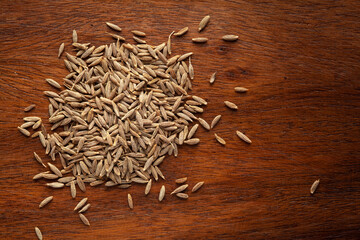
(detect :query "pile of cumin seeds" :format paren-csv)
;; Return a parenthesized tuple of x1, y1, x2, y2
(22, 24, 207, 195)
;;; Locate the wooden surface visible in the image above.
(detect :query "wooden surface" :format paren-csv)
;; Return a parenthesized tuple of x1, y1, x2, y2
(0, 0, 360, 239)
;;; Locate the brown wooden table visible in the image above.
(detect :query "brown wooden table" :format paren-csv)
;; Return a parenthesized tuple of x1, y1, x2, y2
(0, 0, 359, 239)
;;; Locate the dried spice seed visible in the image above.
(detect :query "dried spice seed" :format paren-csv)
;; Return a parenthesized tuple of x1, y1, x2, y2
(24, 104, 36, 112)
(175, 177, 187, 184)
(79, 213, 90, 226)
(192, 181, 204, 192)
(236, 130, 252, 144)
(175, 193, 188, 199)
(39, 196, 53, 208)
(210, 115, 221, 129)
(106, 22, 122, 32)
(74, 197, 88, 211)
(34, 152, 46, 168)
(72, 30, 78, 43)
(184, 138, 200, 145)
(222, 35, 239, 41)
(58, 43, 65, 58)
(214, 133, 226, 145)
(127, 193, 133, 209)
(310, 179, 320, 195)
(198, 118, 210, 130)
(224, 101, 238, 110)
(131, 30, 146, 37)
(46, 182, 64, 188)
(209, 72, 216, 84)
(18, 127, 30, 137)
(174, 27, 189, 37)
(159, 185, 165, 202)
(192, 37, 208, 43)
(234, 87, 249, 93)
(70, 180, 76, 199)
(198, 15, 210, 32)
(170, 184, 188, 195)
(145, 179, 152, 195)
(35, 227, 43, 240)
(79, 203, 91, 213)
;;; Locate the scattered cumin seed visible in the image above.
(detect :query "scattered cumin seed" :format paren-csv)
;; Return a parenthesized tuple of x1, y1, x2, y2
(310, 179, 320, 195)
(131, 30, 146, 37)
(39, 196, 53, 208)
(214, 133, 226, 145)
(79, 203, 91, 213)
(34, 227, 43, 240)
(184, 138, 200, 145)
(72, 30, 77, 43)
(198, 118, 210, 130)
(176, 193, 189, 199)
(192, 37, 208, 43)
(159, 185, 165, 202)
(127, 193, 134, 209)
(175, 177, 187, 184)
(170, 184, 188, 195)
(18, 127, 30, 137)
(46, 182, 64, 188)
(224, 101, 238, 110)
(79, 213, 90, 226)
(24, 104, 36, 112)
(145, 179, 152, 195)
(209, 72, 216, 84)
(74, 197, 88, 211)
(34, 152, 46, 168)
(210, 115, 221, 129)
(174, 27, 189, 37)
(222, 35, 239, 41)
(234, 87, 249, 93)
(198, 15, 210, 32)
(58, 43, 65, 58)
(70, 181, 76, 199)
(106, 22, 122, 31)
(192, 181, 204, 192)
(236, 130, 252, 144)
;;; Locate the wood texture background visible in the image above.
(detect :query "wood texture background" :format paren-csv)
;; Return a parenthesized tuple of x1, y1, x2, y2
(0, 0, 359, 239)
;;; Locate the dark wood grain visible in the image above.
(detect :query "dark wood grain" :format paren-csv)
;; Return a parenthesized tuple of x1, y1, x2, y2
(1, 0, 360, 239)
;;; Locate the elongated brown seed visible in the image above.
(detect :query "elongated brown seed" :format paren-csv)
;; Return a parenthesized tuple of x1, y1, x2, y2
(18, 127, 30, 137)
(198, 118, 210, 130)
(209, 72, 216, 84)
(174, 27, 189, 37)
(198, 15, 210, 32)
(224, 101, 238, 110)
(214, 133, 226, 145)
(234, 87, 249, 93)
(74, 197, 88, 211)
(34, 152, 46, 168)
(79, 203, 91, 213)
(192, 37, 208, 43)
(170, 184, 188, 195)
(159, 185, 165, 202)
(222, 35, 239, 41)
(46, 78, 61, 89)
(176, 193, 189, 199)
(39, 196, 53, 208)
(192, 181, 204, 192)
(211, 115, 221, 129)
(175, 177, 187, 184)
(35, 227, 42, 240)
(106, 22, 122, 32)
(188, 124, 199, 139)
(310, 179, 320, 195)
(58, 43, 65, 58)
(184, 138, 200, 145)
(48, 162, 62, 177)
(236, 130, 252, 144)
(72, 30, 77, 43)
(24, 104, 36, 112)
(46, 182, 64, 188)
(145, 179, 152, 195)
(127, 193, 134, 209)
(70, 180, 76, 199)
(79, 213, 90, 226)
(131, 30, 146, 37)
